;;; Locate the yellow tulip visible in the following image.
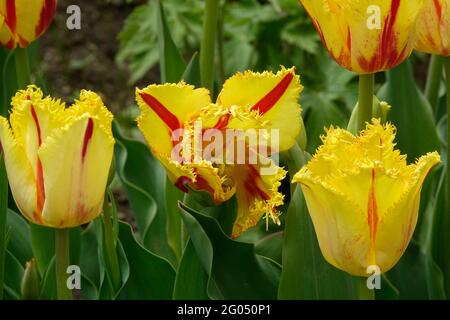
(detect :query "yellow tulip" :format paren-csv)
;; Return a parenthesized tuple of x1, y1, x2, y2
(136, 67, 303, 237)
(299, 0, 425, 73)
(0, 86, 114, 228)
(415, 0, 450, 56)
(0, 0, 57, 49)
(292, 120, 440, 276)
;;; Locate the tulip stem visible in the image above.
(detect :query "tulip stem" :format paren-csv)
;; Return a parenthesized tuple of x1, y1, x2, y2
(102, 192, 121, 293)
(357, 74, 375, 132)
(14, 47, 31, 89)
(0, 154, 8, 300)
(444, 57, 450, 211)
(425, 55, 443, 113)
(200, 0, 219, 93)
(55, 229, 72, 300)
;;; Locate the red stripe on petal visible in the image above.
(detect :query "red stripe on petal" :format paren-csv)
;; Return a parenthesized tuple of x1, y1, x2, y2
(5, 0, 16, 33)
(30, 105, 42, 145)
(139, 92, 181, 132)
(250, 72, 294, 115)
(213, 113, 231, 129)
(81, 118, 94, 162)
(35, 0, 57, 37)
(30, 104, 46, 213)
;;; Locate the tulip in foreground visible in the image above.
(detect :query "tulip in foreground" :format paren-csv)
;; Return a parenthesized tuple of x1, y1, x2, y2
(0, 0, 57, 49)
(136, 67, 303, 237)
(292, 120, 440, 276)
(299, 0, 425, 74)
(0, 86, 114, 228)
(415, 0, 450, 56)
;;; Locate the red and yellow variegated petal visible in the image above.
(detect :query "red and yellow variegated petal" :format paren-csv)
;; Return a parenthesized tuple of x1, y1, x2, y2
(0, 0, 57, 47)
(38, 93, 114, 228)
(415, 0, 450, 56)
(345, 0, 425, 73)
(300, 0, 352, 69)
(8, 85, 65, 178)
(136, 83, 211, 157)
(0, 116, 37, 222)
(0, 13, 15, 48)
(191, 161, 235, 204)
(229, 156, 286, 238)
(216, 67, 303, 152)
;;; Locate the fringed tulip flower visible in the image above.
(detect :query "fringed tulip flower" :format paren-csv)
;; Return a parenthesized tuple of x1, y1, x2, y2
(0, 0, 57, 49)
(292, 120, 440, 276)
(415, 0, 450, 56)
(299, 0, 425, 73)
(136, 67, 303, 238)
(0, 86, 114, 228)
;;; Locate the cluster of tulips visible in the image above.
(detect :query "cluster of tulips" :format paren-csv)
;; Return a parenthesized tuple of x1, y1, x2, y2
(0, 0, 449, 300)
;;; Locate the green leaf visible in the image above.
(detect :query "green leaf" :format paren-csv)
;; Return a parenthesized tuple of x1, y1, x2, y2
(39, 257, 56, 300)
(4, 250, 24, 299)
(255, 231, 283, 265)
(182, 52, 201, 87)
(30, 224, 55, 276)
(178, 202, 281, 299)
(173, 240, 209, 300)
(117, 222, 176, 299)
(113, 122, 176, 264)
(166, 179, 185, 264)
(378, 60, 440, 162)
(386, 242, 446, 299)
(6, 210, 32, 265)
(157, 0, 186, 83)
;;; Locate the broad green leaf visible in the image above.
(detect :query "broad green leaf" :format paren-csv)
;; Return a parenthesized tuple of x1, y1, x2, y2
(166, 180, 184, 264)
(255, 231, 283, 265)
(117, 222, 176, 300)
(386, 242, 446, 300)
(113, 122, 176, 264)
(182, 52, 201, 87)
(179, 202, 281, 299)
(6, 210, 32, 265)
(39, 257, 56, 300)
(4, 250, 24, 299)
(173, 240, 209, 300)
(157, 0, 186, 83)
(378, 60, 440, 162)
(30, 224, 55, 276)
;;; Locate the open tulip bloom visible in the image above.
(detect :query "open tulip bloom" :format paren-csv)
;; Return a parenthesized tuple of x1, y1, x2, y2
(0, 86, 114, 228)
(136, 67, 303, 238)
(293, 120, 440, 276)
(0, 0, 57, 49)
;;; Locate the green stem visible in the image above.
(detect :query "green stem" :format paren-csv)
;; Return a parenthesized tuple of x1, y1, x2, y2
(102, 193, 121, 292)
(425, 55, 443, 112)
(444, 57, 450, 212)
(0, 154, 8, 300)
(55, 229, 72, 300)
(14, 47, 31, 89)
(357, 74, 375, 132)
(200, 0, 220, 93)
(216, 0, 225, 88)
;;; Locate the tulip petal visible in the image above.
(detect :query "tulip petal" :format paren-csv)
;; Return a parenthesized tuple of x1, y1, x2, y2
(0, 116, 36, 222)
(38, 91, 114, 228)
(136, 83, 211, 157)
(216, 67, 303, 152)
(415, 0, 450, 56)
(229, 156, 286, 238)
(375, 152, 441, 273)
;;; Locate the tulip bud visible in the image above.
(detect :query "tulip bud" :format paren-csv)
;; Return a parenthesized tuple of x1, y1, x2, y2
(347, 96, 391, 134)
(21, 258, 40, 300)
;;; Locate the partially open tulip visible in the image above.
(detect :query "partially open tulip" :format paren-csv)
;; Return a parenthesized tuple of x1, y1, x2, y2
(0, 86, 114, 228)
(136, 67, 303, 237)
(299, 0, 425, 73)
(0, 0, 57, 49)
(292, 120, 440, 276)
(415, 0, 450, 56)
